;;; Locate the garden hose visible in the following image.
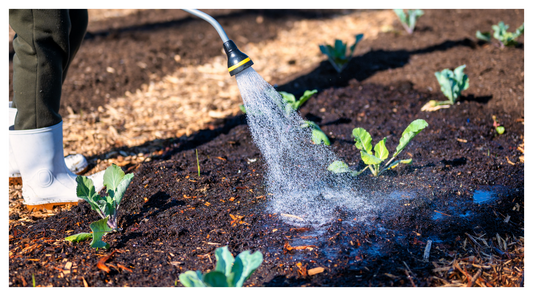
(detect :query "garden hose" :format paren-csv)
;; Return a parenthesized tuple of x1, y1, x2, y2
(182, 9, 254, 76)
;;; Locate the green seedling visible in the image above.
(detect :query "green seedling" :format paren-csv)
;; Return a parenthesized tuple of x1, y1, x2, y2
(300, 120, 330, 145)
(179, 246, 263, 287)
(65, 164, 134, 249)
(492, 115, 505, 135)
(425, 65, 469, 109)
(328, 119, 428, 177)
(278, 90, 329, 145)
(279, 89, 317, 116)
(476, 21, 524, 48)
(319, 34, 364, 73)
(393, 9, 424, 34)
(196, 149, 200, 177)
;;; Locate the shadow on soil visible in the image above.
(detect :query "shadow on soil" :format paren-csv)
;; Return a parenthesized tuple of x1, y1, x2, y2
(276, 38, 477, 96)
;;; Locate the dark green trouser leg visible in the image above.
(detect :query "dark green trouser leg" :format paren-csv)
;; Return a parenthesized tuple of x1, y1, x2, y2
(10, 9, 88, 130)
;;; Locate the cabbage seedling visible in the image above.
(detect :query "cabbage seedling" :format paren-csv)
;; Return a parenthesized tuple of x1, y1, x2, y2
(433, 65, 469, 106)
(394, 9, 424, 34)
(476, 21, 524, 48)
(300, 120, 330, 145)
(319, 34, 364, 73)
(279, 89, 317, 116)
(328, 119, 428, 177)
(279, 89, 329, 146)
(65, 164, 134, 249)
(179, 246, 263, 287)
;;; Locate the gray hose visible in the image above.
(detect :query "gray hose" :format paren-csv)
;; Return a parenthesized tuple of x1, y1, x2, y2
(182, 9, 229, 43)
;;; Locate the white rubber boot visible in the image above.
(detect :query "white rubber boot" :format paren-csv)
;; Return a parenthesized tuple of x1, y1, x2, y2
(9, 102, 89, 184)
(9, 121, 104, 210)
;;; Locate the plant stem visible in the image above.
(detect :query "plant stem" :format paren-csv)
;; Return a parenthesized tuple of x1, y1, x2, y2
(369, 165, 378, 177)
(379, 155, 398, 176)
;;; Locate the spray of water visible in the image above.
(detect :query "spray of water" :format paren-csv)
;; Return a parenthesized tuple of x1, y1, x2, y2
(235, 67, 372, 226)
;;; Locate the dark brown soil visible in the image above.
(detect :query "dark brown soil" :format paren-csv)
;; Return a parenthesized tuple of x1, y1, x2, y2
(9, 9, 524, 287)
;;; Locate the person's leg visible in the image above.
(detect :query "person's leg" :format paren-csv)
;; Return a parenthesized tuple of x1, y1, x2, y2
(10, 9, 87, 130)
(9, 9, 102, 209)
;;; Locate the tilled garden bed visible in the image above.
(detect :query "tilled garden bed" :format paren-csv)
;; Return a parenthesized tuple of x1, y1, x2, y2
(9, 9, 523, 287)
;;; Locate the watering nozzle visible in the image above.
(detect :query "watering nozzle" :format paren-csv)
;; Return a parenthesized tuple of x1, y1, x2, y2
(223, 40, 254, 76)
(182, 9, 254, 76)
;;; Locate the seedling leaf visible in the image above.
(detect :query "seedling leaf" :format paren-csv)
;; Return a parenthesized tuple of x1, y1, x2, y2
(76, 175, 106, 218)
(394, 119, 428, 157)
(296, 89, 318, 109)
(179, 270, 206, 287)
(231, 250, 263, 287)
(361, 151, 383, 165)
(374, 138, 389, 160)
(301, 120, 330, 145)
(384, 159, 412, 171)
(496, 126, 505, 135)
(89, 218, 112, 249)
(476, 31, 491, 42)
(352, 128, 373, 153)
(203, 271, 229, 287)
(434, 65, 469, 104)
(113, 173, 134, 209)
(214, 246, 235, 276)
(65, 232, 92, 243)
(327, 160, 352, 173)
(320, 35, 363, 72)
(394, 9, 424, 34)
(103, 163, 125, 192)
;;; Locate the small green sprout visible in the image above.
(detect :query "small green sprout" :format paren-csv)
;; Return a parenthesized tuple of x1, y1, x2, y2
(319, 34, 364, 73)
(423, 65, 469, 110)
(196, 149, 200, 177)
(279, 89, 329, 146)
(179, 246, 263, 287)
(492, 115, 505, 135)
(279, 89, 317, 116)
(65, 164, 134, 249)
(328, 119, 428, 177)
(393, 9, 424, 34)
(300, 120, 330, 145)
(476, 21, 524, 48)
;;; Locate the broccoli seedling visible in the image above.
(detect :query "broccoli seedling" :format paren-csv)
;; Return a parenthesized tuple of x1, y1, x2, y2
(423, 65, 469, 110)
(393, 9, 424, 34)
(65, 164, 134, 249)
(319, 34, 363, 73)
(300, 120, 330, 145)
(279, 89, 317, 116)
(179, 246, 263, 287)
(328, 119, 428, 177)
(279, 90, 329, 146)
(476, 21, 524, 48)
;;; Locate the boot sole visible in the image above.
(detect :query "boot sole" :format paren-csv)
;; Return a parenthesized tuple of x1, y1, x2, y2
(9, 167, 88, 186)
(26, 202, 78, 211)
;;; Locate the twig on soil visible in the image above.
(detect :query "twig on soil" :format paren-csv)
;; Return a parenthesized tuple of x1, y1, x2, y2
(402, 261, 417, 287)
(423, 240, 432, 262)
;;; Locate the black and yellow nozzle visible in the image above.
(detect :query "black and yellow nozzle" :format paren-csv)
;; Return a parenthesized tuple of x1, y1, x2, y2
(223, 40, 254, 76)
(182, 9, 254, 76)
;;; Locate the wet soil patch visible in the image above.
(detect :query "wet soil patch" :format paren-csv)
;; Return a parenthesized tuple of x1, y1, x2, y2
(9, 9, 523, 287)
